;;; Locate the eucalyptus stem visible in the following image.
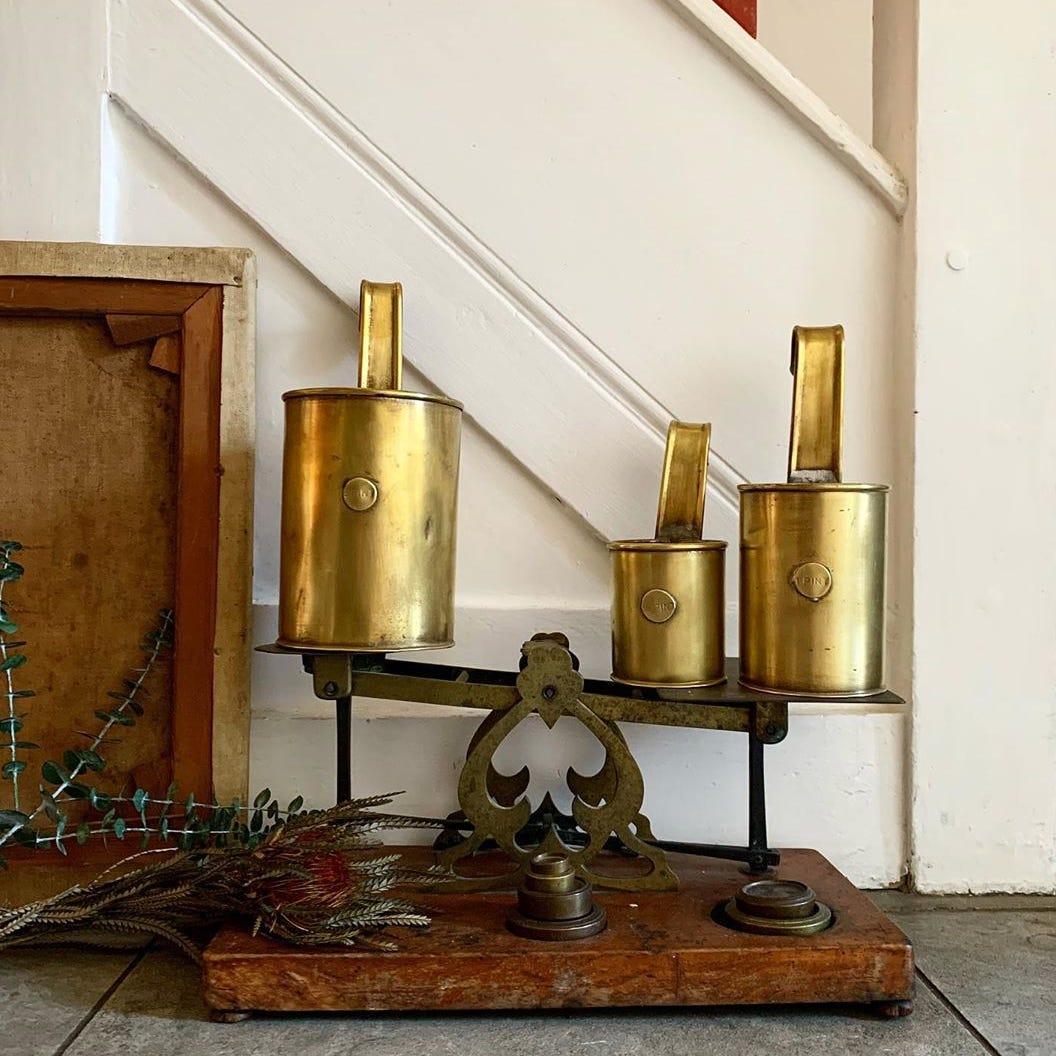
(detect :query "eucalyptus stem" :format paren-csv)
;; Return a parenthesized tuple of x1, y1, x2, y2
(0, 542, 28, 815)
(52, 609, 173, 802)
(0, 607, 173, 852)
(0, 587, 18, 814)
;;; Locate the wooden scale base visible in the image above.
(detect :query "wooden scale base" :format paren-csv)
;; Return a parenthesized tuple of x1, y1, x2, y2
(202, 847, 914, 1020)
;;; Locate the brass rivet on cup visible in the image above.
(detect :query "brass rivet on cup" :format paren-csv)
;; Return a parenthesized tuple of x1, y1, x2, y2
(342, 476, 378, 512)
(791, 562, 832, 601)
(640, 588, 677, 624)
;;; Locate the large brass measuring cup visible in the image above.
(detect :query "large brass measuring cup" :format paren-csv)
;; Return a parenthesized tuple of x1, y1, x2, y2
(610, 422, 726, 687)
(739, 326, 887, 696)
(278, 281, 463, 651)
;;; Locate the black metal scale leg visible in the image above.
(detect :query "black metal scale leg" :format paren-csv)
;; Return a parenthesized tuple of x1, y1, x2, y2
(746, 732, 771, 873)
(335, 695, 352, 804)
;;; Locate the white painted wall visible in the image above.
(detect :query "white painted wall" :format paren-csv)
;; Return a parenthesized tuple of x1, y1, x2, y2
(902, 3, 1056, 893)
(2, 0, 917, 887)
(0, 0, 106, 239)
(757, 0, 873, 142)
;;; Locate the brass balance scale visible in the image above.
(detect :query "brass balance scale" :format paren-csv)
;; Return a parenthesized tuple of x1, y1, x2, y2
(204, 282, 913, 1020)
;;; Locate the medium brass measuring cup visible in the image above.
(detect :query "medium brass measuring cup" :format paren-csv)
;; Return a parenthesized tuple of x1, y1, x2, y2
(739, 326, 888, 696)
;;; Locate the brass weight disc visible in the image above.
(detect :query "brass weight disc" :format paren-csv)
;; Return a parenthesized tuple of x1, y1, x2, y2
(506, 904, 607, 941)
(506, 852, 608, 941)
(722, 898, 832, 936)
(719, 877, 834, 936)
(737, 879, 818, 919)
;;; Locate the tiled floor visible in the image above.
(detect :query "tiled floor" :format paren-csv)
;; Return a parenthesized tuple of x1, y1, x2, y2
(1, 894, 1053, 1056)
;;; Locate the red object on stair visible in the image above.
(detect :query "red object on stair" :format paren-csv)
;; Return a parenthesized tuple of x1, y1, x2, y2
(713, 0, 756, 36)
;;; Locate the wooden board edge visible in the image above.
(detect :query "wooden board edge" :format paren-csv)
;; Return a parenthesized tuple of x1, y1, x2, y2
(201, 940, 914, 1014)
(0, 241, 251, 288)
(211, 264, 255, 805)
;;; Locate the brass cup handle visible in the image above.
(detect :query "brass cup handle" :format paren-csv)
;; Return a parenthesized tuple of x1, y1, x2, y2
(655, 422, 711, 543)
(358, 280, 403, 392)
(788, 325, 844, 484)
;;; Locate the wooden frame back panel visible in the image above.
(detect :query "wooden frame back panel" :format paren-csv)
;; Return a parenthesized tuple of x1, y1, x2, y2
(0, 244, 254, 877)
(173, 285, 223, 798)
(0, 316, 178, 806)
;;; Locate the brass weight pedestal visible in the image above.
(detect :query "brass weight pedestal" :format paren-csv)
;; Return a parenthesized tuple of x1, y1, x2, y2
(260, 632, 905, 893)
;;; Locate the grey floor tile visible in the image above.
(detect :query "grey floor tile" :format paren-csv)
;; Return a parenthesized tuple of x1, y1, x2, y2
(0, 948, 138, 1056)
(873, 891, 1056, 914)
(892, 909, 1056, 1056)
(66, 947, 989, 1056)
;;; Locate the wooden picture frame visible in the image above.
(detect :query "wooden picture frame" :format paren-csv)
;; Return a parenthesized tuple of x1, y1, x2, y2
(0, 242, 254, 837)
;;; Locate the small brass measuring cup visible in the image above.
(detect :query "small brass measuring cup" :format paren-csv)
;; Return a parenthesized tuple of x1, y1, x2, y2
(609, 422, 727, 687)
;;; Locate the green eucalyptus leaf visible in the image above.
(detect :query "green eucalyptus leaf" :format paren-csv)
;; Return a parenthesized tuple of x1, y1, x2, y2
(0, 653, 27, 671)
(7, 690, 34, 699)
(89, 788, 112, 811)
(14, 825, 37, 847)
(253, 787, 271, 809)
(94, 709, 134, 727)
(0, 717, 22, 733)
(64, 782, 91, 800)
(250, 809, 263, 833)
(0, 618, 17, 633)
(160, 817, 169, 840)
(40, 760, 68, 785)
(140, 831, 150, 850)
(113, 817, 126, 839)
(63, 749, 81, 771)
(0, 809, 30, 828)
(132, 788, 148, 811)
(54, 815, 68, 854)
(101, 807, 116, 825)
(78, 749, 105, 772)
(13, 741, 38, 750)
(1, 760, 27, 778)
(287, 795, 304, 814)
(76, 822, 90, 845)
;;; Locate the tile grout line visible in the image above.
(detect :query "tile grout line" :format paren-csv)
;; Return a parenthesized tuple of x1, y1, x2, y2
(915, 967, 1004, 1056)
(51, 945, 151, 1056)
